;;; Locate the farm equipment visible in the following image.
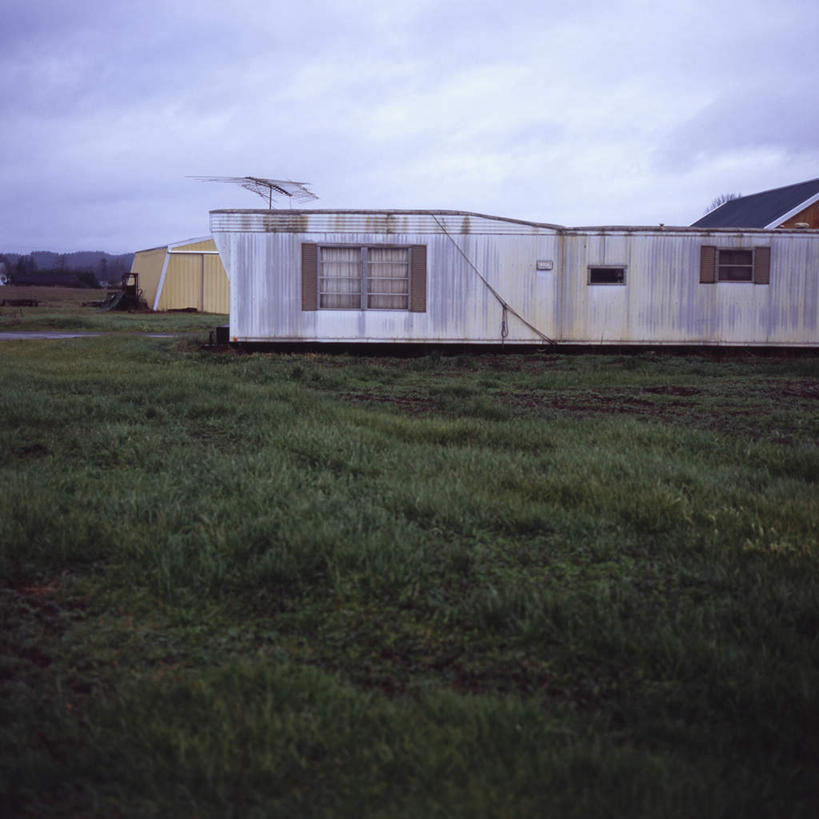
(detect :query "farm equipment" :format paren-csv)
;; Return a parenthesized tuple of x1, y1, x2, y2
(99, 272, 149, 311)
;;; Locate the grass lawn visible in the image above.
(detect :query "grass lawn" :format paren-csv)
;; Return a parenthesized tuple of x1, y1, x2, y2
(1, 329, 818, 816)
(0, 285, 223, 333)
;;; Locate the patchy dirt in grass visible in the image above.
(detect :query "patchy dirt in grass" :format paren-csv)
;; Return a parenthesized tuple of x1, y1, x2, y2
(339, 377, 818, 447)
(340, 386, 702, 418)
(361, 661, 559, 699)
(307, 634, 563, 700)
(0, 579, 88, 681)
(341, 391, 436, 414)
(487, 390, 700, 419)
(771, 381, 819, 400)
(11, 442, 51, 459)
(642, 385, 702, 396)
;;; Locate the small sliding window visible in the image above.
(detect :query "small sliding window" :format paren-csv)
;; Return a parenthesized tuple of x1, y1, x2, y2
(588, 266, 626, 285)
(717, 249, 753, 282)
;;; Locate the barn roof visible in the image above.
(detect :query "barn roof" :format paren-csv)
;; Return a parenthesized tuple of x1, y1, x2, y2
(692, 178, 819, 228)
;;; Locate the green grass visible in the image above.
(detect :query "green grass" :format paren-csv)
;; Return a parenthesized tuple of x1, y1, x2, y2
(0, 285, 224, 332)
(1, 335, 818, 817)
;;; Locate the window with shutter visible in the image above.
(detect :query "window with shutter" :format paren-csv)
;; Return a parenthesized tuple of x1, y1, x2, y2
(303, 243, 426, 311)
(700, 246, 771, 284)
(718, 249, 753, 281)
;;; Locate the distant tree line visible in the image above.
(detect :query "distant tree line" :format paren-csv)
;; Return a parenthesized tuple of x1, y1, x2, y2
(0, 250, 134, 288)
(704, 193, 741, 215)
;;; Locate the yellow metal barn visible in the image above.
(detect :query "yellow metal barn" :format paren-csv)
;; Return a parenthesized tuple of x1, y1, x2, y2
(130, 237, 228, 313)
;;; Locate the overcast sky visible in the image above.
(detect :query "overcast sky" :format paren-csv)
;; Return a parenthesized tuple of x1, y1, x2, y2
(2, 0, 817, 253)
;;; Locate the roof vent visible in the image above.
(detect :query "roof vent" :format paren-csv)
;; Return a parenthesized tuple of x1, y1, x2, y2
(794, 222, 810, 229)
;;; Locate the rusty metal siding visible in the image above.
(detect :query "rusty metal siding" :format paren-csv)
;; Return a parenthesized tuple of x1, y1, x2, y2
(559, 230, 818, 345)
(210, 210, 561, 236)
(211, 211, 819, 346)
(215, 223, 560, 343)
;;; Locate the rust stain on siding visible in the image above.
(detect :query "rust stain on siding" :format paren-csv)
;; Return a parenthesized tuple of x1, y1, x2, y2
(211, 212, 819, 346)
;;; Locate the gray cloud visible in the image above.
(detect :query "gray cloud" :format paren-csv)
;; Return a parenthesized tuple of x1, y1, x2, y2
(1, 0, 817, 251)
(659, 87, 819, 168)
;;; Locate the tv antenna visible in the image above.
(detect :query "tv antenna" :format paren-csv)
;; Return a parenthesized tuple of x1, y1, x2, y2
(190, 176, 318, 209)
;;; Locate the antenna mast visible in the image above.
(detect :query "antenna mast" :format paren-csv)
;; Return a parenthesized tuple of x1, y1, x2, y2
(189, 176, 318, 209)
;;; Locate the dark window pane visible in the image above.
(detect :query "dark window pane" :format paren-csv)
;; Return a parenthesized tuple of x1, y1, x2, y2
(589, 267, 625, 284)
(717, 249, 753, 281)
(718, 249, 752, 266)
(719, 267, 753, 281)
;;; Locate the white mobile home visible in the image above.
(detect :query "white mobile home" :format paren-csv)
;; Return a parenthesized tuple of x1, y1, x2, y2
(210, 209, 819, 347)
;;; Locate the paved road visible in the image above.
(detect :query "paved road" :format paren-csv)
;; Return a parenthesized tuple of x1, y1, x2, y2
(0, 331, 179, 340)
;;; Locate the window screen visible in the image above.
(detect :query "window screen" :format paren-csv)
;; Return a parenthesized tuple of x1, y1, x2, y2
(319, 247, 361, 308)
(367, 247, 409, 309)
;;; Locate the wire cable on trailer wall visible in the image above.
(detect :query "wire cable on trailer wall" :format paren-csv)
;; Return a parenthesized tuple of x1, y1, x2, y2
(431, 214, 555, 345)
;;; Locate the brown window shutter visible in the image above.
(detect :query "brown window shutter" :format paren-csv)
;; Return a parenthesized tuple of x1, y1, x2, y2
(302, 243, 318, 310)
(700, 245, 716, 283)
(753, 247, 771, 284)
(409, 245, 427, 312)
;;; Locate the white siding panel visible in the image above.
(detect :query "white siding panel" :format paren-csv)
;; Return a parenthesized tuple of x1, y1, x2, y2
(216, 225, 560, 343)
(558, 232, 818, 345)
(212, 211, 819, 346)
(211, 210, 561, 236)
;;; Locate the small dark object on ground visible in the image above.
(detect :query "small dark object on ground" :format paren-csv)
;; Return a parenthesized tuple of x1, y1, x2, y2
(205, 325, 231, 348)
(2, 298, 39, 307)
(168, 307, 198, 313)
(100, 273, 149, 311)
